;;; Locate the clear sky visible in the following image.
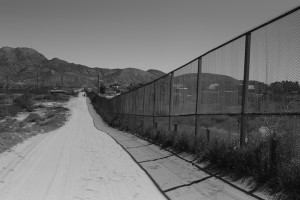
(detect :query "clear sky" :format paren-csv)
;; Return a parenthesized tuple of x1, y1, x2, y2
(0, 0, 299, 73)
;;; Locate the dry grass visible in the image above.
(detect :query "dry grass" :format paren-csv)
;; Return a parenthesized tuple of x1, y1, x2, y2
(101, 114, 300, 199)
(0, 103, 70, 154)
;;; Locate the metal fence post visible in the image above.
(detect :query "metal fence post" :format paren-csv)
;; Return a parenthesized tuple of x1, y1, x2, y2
(141, 87, 146, 131)
(142, 87, 146, 115)
(168, 73, 174, 132)
(240, 33, 251, 147)
(153, 83, 156, 128)
(195, 58, 202, 138)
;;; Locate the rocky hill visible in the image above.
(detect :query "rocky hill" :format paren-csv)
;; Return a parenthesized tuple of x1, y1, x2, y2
(0, 47, 47, 75)
(147, 69, 166, 77)
(103, 68, 158, 85)
(0, 47, 165, 90)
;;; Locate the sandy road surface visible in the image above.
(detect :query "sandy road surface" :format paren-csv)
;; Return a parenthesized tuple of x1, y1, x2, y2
(0, 94, 166, 200)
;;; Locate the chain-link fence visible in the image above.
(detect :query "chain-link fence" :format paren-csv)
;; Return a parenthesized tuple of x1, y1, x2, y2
(87, 6, 300, 184)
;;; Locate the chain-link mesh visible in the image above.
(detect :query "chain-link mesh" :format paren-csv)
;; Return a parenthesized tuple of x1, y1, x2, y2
(198, 37, 245, 114)
(143, 116, 154, 132)
(172, 116, 196, 152)
(196, 115, 240, 146)
(154, 75, 171, 116)
(172, 60, 198, 115)
(248, 9, 300, 113)
(136, 87, 145, 115)
(155, 116, 170, 133)
(143, 83, 155, 115)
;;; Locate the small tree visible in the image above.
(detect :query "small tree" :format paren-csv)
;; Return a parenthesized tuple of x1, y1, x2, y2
(100, 84, 106, 94)
(13, 93, 34, 112)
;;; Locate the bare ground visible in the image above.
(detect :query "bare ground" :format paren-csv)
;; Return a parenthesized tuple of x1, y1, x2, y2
(0, 94, 166, 200)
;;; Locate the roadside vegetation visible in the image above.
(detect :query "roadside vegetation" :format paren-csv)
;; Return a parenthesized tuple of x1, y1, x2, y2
(88, 92, 300, 200)
(0, 91, 76, 153)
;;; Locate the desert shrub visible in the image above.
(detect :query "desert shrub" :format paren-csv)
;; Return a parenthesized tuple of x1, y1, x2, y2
(0, 104, 21, 118)
(153, 129, 162, 143)
(278, 158, 300, 199)
(173, 131, 197, 153)
(42, 93, 70, 101)
(173, 131, 190, 152)
(194, 121, 300, 199)
(38, 116, 61, 126)
(0, 107, 5, 118)
(130, 123, 143, 136)
(0, 118, 17, 132)
(7, 105, 21, 116)
(198, 138, 272, 179)
(155, 130, 173, 148)
(126, 121, 136, 133)
(194, 137, 208, 156)
(34, 94, 47, 100)
(34, 104, 46, 109)
(118, 119, 129, 131)
(140, 127, 151, 138)
(45, 112, 55, 119)
(13, 93, 34, 112)
(274, 117, 300, 197)
(25, 113, 43, 123)
(109, 117, 121, 128)
(53, 106, 69, 112)
(146, 128, 157, 141)
(30, 88, 49, 95)
(44, 107, 68, 119)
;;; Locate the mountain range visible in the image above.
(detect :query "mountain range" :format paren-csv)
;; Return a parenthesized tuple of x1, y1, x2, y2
(0, 47, 165, 90)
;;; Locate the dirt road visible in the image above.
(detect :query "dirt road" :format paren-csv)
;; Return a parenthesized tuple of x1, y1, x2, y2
(0, 94, 166, 200)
